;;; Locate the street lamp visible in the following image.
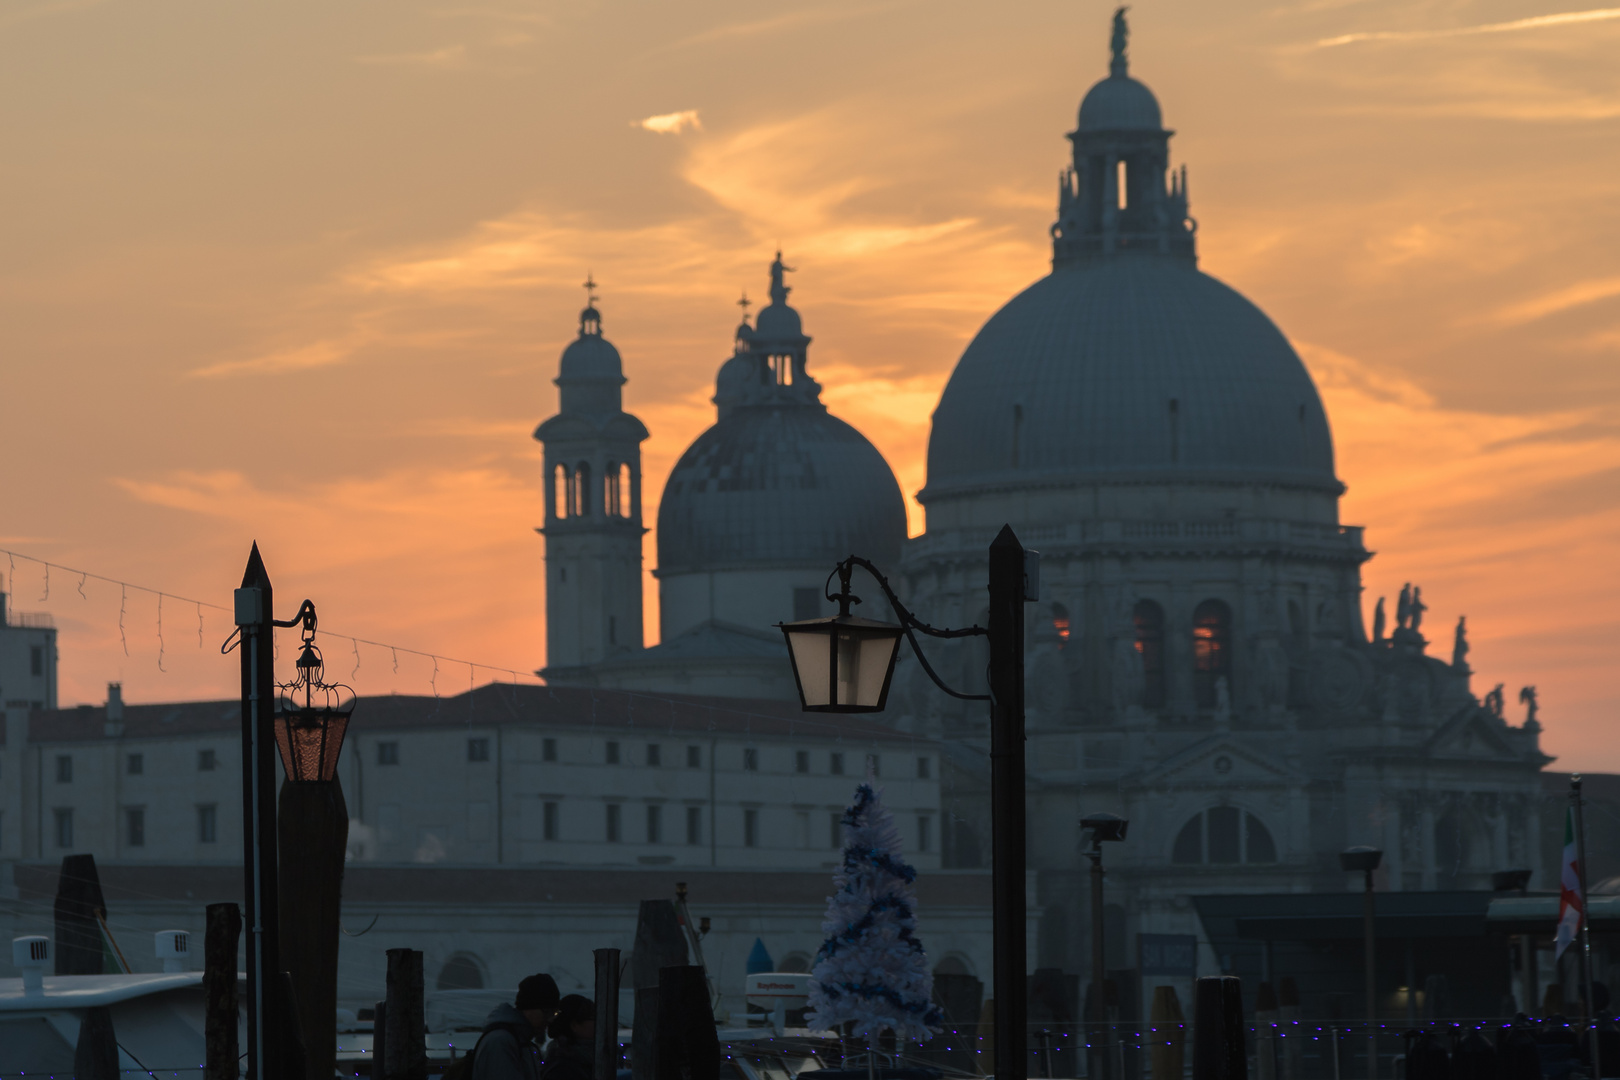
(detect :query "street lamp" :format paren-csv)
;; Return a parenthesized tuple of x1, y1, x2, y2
(1340, 845, 1383, 1080)
(780, 527, 1036, 1080)
(1082, 813, 1129, 1080)
(273, 603, 355, 781)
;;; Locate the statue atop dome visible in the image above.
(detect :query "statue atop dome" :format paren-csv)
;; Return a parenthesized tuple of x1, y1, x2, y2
(1110, 6, 1129, 77)
(768, 251, 793, 306)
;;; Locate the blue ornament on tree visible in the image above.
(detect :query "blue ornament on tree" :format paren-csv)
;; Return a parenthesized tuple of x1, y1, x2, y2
(807, 781, 944, 1042)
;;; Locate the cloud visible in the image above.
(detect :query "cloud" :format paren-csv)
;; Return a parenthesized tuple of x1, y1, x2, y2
(1315, 7, 1620, 47)
(636, 109, 702, 135)
(1490, 276, 1620, 327)
(356, 45, 467, 68)
(189, 339, 357, 379)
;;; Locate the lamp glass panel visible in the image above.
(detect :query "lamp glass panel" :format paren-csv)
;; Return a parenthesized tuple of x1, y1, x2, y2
(274, 711, 351, 782)
(786, 628, 833, 707)
(856, 632, 900, 708)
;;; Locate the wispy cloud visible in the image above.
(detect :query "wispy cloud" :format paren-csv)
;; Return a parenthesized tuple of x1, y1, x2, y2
(636, 109, 702, 135)
(1490, 275, 1620, 327)
(189, 339, 357, 379)
(1316, 6, 1620, 47)
(356, 44, 467, 67)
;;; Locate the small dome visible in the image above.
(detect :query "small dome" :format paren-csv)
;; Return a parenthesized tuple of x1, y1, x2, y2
(657, 405, 906, 574)
(754, 302, 804, 342)
(1078, 75, 1163, 132)
(559, 330, 623, 384)
(925, 258, 1338, 498)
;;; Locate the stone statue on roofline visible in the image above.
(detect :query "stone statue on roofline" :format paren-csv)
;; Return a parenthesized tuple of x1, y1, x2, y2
(1451, 616, 1469, 671)
(1396, 583, 1412, 629)
(1371, 597, 1386, 643)
(1483, 683, 1505, 719)
(1519, 686, 1540, 732)
(1410, 586, 1427, 633)
(1110, 6, 1130, 75)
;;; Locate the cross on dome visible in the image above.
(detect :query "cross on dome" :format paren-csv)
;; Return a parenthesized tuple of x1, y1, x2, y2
(579, 272, 603, 336)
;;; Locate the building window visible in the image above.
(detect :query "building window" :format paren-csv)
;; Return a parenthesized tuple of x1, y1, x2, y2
(127, 753, 144, 776)
(606, 741, 620, 765)
(918, 815, 932, 853)
(795, 750, 810, 774)
(686, 806, 703, 846)
(647, 744, 661, 767)
(866, 753, 881, 777)
(55, 755, 72, 783)
(542, 737, 557, 762)
(829, 812, 843, 849)
(377, 741, 399, 766)
(743, 748, 758, 771)
(830, 752, 844, 776)
(687, 745, 701, 769)
(574, 462, 592, 516)
(1134, 600, 1167, 708)
(1052, 602, 1071, 643)
(467, 738, 490, 763)
(744, 808, 759, 848)
(1172, 807, 1277, 865)
(54, 808, 73, 848)
(126, 807, 145, 848)
(606, 803, 622, 842)
(198, 749, 217, 771)
(543, 801, 559, 841)
(604, 463, 621, 519)
(1192, 599, 1233, 709)
(917, 756, 931, 780)
(198, 804, 218, 843)
(553, 464, 570, 520)
(647, 804, 662, 844)
(793, 587, 821, 621)
(31, 645, 44, 676)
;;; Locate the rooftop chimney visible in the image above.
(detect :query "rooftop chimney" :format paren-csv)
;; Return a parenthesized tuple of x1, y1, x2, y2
(13, 936, 49, 995)
(104, 683, 124, 737)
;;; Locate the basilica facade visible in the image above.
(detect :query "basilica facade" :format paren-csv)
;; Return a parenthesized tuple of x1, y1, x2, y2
(534, 10, 1551, 992)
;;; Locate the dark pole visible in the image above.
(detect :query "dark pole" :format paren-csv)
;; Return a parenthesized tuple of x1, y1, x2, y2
(1573, 776, 1601, 1076)
(594, 948, 623, 1080)
(1362, 868, 1376, 1080)
(237, 544, 281, 1080)
(988, 525, 1029, 1080)
(384, 948, 427, 1080)
(280, 778, 349, 1080)
(1088, 839, 1108, 1080)
(205, 902, 242, 1080)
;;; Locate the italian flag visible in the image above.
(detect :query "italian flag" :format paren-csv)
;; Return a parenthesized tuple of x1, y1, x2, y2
(1556, 806, 1583, 959)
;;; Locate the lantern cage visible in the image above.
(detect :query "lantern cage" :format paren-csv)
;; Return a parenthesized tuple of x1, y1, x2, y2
(273, 603, 354, 783)
(777, 555, 990, 714)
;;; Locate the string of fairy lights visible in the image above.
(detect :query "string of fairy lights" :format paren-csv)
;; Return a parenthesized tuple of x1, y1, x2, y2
(0, 545, 932, 744)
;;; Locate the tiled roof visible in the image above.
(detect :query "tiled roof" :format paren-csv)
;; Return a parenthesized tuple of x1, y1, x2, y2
(28, 683, 928, 745)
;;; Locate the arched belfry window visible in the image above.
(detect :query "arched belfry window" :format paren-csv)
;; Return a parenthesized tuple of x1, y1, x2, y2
(1192, 599, 1232, 709)
(604, 461, 621, 518)
(1172, 808, 1277, 865)
(1133, 601, 1166, 708)
(553, 464, 571, 520)
(617, 463, 632, 518)
(573, 462, 591, 517)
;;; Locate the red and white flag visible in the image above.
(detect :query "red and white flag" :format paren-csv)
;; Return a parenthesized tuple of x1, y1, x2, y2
(1556, 806, 1583, 959)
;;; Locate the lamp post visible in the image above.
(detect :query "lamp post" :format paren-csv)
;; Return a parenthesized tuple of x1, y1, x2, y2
(779, 525, 1035, 1080)
(274, 599, 354, 1080)
(1339, 846, 1383, 1080)
(228, 546, 353, 1080)
(1082, 813, 1128, 1080)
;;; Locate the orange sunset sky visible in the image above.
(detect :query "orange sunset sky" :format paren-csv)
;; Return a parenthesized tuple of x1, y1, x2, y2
(4, 1, 1619, 765)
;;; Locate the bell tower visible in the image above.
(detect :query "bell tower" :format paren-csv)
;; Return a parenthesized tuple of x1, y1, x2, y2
(534, 279, 649, 679)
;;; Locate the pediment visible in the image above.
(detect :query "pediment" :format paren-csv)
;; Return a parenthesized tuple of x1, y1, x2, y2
(1424, 707, 1524, 762)
(1129, 735, 1306, 790)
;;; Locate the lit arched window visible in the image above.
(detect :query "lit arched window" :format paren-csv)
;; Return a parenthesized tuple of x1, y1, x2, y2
(618, 462, 632, 518)
(1052, 602, 1070, 644)
(573, 462, 591, 517)
(1192, 599, 1232, 709)
(603, 461, 620, 518)
(553, 464, 570, 520)
(1134, 600, 1166, 708)
(1172, 808, 1277, 865)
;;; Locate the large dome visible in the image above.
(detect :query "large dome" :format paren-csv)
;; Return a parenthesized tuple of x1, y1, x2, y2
(1078, 75, 1162, 132)
(658, 404, 906, 574)
(923, 258, 1338, 500)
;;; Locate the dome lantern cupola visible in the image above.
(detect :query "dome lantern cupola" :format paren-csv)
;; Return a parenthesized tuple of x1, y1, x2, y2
(1053, 7, 1194, 265)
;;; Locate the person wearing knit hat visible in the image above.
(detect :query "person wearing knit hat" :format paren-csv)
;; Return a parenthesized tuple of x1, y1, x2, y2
(465, 973, 561, 1080)
(541, 994, 595, 1080)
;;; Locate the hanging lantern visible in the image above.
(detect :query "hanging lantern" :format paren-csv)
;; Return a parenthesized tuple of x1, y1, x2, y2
(274, 614, 354, 782)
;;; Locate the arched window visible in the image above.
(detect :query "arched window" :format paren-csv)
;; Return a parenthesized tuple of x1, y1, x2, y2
(618, 463, 632, 518)
(1192, 599, 1232, 709)
(573, 462, 591, 517)
(1171, 808, 1277, 865)
(777, 952, 812, 974)
(1051, 602, 1070, 644)
(553, 464, 570, 520)
(436, 952, 487, 990)
(1133, 601, 1166, 708)
(604, 462, 620, 518)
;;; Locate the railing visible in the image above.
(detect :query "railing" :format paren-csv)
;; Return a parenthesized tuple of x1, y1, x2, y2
(6, 611, 54, 628)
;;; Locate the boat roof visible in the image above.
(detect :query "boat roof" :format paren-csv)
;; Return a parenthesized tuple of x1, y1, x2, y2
(0, 972, 205, 1012)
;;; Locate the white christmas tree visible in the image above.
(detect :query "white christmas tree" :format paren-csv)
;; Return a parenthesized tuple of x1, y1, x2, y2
(807, 781, 944, 1043)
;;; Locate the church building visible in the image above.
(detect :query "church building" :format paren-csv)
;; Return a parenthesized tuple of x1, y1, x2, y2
(533, 9, 1553, 1012)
